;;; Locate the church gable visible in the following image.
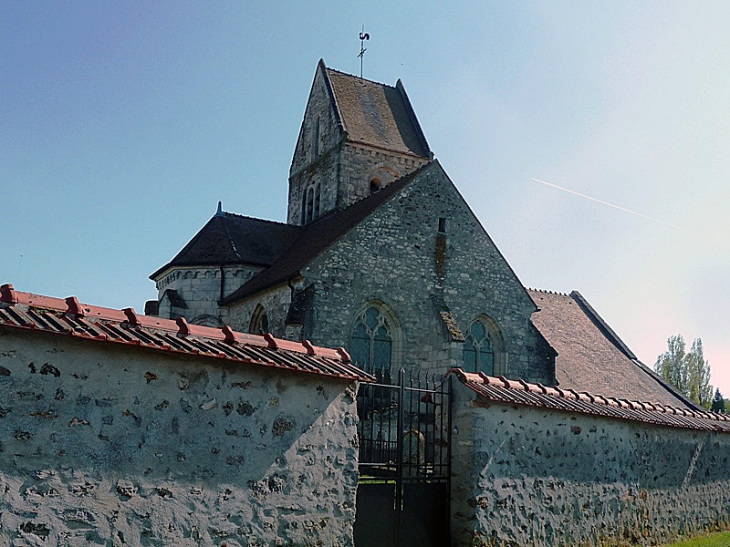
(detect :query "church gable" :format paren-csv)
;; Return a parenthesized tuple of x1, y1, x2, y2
(295, 161, 554, 383)
(287, 61, 345, 225)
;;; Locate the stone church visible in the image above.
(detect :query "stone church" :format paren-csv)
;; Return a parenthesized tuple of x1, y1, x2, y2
(147, 60, 694, 409)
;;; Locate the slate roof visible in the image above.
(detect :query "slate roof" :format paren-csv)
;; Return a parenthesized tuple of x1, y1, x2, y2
(325, 66, 431, 158)
(0, 284, 374, 383)
(449, 369, 730, 433)
(220, 161, 435, 304)
(150, 212, 302, 279)
(527, 289, 698, 410)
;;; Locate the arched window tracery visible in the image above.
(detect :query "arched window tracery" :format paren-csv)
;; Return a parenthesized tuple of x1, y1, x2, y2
(349, 304, 400, 383)
(463, 316, 504, 376)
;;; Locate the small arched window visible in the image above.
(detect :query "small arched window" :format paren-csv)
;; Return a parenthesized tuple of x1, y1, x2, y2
(314, 183, 321, 217)
(191, 314, 222, 328)
(350, 307, 394, 383)
(302, 182, 321, 225)
(370, 178, 382, 194)
(463, 317, 504, 376)
(249, 304, 269, 336)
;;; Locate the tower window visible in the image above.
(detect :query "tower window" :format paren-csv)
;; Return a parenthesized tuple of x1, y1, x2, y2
(438, 217, 448, 233)
(314, 183, 321, 217)
(302, 182, 321, 224)
(370, 178, 382, 194)
(306, 187, 314, 223)
(312, 117, 320, 159)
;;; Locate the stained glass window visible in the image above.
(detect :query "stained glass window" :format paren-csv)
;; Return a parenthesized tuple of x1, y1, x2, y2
(350, 307, 393, 383)
(464, 320, 494, 375)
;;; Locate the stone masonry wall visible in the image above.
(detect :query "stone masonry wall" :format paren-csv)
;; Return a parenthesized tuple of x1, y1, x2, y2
(291, 162, 553, 382)
(227, 285, 294, 339)
(337, 144, 428, 210)
(0, 329, 359, 546)
(450, 381, 730, 546)
(288, 64, 343, 225)
(155, 265, 263, 326)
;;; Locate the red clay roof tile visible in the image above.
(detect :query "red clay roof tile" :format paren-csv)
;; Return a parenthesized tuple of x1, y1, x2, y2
(447, 368, 730, 433)
(0, 284, 374, 384)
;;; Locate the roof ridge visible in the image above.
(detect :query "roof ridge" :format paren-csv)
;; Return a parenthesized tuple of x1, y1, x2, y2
(0, 284, 373, 383)
(222, 211, 293, 227)
(325, 66, 396, 89)
(526, 287, 571, 296)
(447, 368, 728, 426)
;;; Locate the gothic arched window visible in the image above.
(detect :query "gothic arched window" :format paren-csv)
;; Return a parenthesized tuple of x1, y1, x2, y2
(463, 318, 500, 375)
(350, 307, 394, 383)
(249, 304, 269, 336)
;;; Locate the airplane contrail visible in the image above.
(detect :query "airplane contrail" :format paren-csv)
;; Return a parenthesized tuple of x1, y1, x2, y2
(532, 178, 681, 230)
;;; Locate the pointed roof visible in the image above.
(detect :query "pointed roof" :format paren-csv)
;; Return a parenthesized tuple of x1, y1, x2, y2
(150, 212, 302, 279)
(220, 161, 436, 304)
(528, 289, 700, 410)
(322, 61, 431, 158)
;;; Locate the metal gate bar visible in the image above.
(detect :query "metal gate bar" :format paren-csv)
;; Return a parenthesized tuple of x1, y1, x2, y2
(355, 369, 451, 546)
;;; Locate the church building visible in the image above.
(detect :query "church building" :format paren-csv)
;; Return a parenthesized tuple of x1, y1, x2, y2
(148, 60, 694, 409)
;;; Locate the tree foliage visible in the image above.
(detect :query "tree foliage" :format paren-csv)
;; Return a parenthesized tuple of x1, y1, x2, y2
(655, 335, 713, 409)
(711, 388, 725, 413)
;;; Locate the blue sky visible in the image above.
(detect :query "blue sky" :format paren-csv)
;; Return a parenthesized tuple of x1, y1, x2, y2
(3, 2, 729, 394)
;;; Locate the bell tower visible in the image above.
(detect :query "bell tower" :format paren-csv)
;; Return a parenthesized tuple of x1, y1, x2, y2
(287, 60, 432, 225)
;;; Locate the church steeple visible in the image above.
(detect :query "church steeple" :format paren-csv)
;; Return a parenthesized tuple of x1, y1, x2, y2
(287, 60, 432, 225)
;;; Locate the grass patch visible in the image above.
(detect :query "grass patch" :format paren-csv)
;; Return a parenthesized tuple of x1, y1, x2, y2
(662, 531, 730, 547)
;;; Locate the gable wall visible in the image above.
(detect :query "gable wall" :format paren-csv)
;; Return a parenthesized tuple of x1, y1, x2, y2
(297, 165, 554, 382)
(0, 329, 360, 545)
(287, 66, 343, 225)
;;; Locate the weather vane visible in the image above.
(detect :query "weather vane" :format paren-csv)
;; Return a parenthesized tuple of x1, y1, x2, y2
(358, 25, 370, 78)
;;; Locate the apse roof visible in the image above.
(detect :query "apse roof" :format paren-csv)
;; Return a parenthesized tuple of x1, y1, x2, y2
(150, 212, 302, 279)
(527, 289, 698, 410)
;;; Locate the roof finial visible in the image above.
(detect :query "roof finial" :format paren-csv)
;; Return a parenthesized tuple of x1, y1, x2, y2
(358, 25, 370, 78)
(215, 201, 225, 218)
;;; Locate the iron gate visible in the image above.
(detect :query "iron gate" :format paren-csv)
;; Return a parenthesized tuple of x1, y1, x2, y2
(354, 369, 451, 547)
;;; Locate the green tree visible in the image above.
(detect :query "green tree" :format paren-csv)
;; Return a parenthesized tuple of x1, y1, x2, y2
(655, 335, 713, 409)
(711, 388, 725, 413)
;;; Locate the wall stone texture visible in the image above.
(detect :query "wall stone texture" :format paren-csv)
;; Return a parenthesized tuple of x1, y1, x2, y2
(228, 285, 295, 339)
(287, 64, 429, 226)
(288, 64, 344, 225)
(270, 162, 554, 383)
(155, 266, 263, 326)
(450, 380, 730, 546)
(0, 330, 359, 546)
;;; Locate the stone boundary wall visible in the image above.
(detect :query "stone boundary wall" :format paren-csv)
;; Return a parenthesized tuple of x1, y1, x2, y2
(0, 330, 359, 546)
(450, 380, 730, 547)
